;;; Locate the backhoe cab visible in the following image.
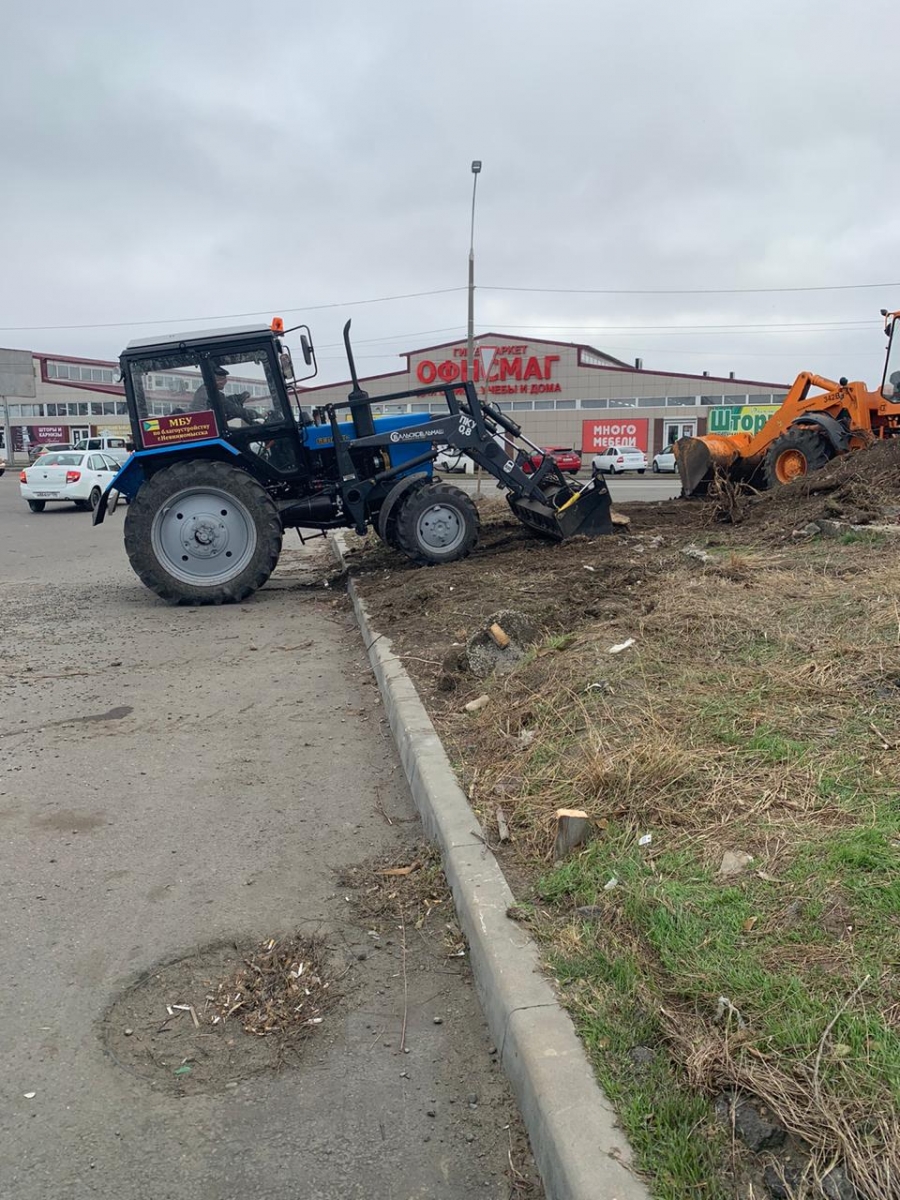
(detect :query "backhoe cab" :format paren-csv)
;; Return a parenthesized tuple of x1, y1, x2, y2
(880, 309, 900, 400)
(98, 317, 614, 605)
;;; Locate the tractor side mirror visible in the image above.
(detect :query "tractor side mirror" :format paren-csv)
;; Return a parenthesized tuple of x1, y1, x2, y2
(300, 334, 313, 366)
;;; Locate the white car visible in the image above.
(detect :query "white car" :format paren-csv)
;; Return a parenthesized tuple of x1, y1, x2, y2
(20, 451, 121, 513)
(72, 435, 132, 466)
(591, 445, 648, 475)
(652, 445, 677, 473)
(434, 446, 470, 474)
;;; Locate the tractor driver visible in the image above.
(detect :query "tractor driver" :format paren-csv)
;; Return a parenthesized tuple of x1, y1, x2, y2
(190, 365, 256, 422)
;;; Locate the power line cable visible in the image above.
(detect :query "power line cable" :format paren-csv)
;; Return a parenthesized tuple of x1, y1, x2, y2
(481, 282, 900, 296)
(0, 287, 467, 334)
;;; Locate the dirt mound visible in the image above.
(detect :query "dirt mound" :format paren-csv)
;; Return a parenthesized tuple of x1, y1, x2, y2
(743, 438, 900, 531)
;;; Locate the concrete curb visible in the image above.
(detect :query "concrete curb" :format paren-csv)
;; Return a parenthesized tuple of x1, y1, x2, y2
(330, 533, 650, 1200)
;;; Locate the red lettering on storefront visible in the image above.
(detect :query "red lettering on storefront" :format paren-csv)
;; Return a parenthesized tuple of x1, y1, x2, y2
(543, 355, 560, 379)
(498, 357, 521, 381)
(522, 357, 542, 381)
(438, 360, 460, 383)
(417, 361, 437, 384)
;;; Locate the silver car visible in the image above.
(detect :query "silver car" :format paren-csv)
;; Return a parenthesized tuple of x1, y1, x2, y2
(591, 444, 648, 475)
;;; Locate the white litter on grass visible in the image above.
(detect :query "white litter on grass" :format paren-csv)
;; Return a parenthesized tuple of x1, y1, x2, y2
(517, 729, 536, 749)
(23, 1092, 36, 1099)
(638, 833, 652, 847)
(607, 638, 635, 654)
(603, 876, 619, 891)
(583, 565, 596, 572)
(464, 695, 490, 713)
(714, 995, 747, 1029)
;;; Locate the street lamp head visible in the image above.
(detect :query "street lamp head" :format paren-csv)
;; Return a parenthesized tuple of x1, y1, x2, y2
(471, 160, 482, 174)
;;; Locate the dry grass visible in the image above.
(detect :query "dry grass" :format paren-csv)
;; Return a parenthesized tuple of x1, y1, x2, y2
(210, 933, 338, 1042)
(412, 539, 900, 1197)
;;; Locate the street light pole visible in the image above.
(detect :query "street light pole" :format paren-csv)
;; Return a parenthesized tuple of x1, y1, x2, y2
(467, 160, 482, 391)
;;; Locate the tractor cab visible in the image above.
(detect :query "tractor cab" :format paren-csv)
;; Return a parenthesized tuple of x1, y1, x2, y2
(119, 320, 316, 480)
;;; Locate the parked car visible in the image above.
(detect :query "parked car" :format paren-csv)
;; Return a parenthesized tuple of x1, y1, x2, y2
(19, 451, 121, 513)
(591, 445, 648, 475)
(0, 456, 5, 477)
(28, 441, 72, 463)
(652, 445, 677, 473)
(522, 446, 582, 476)
(434, 446, 468, 474)
(71, 435, 132, 466)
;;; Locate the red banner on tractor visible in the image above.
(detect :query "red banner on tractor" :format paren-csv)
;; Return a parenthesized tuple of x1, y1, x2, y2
(141, 410, 219, 449)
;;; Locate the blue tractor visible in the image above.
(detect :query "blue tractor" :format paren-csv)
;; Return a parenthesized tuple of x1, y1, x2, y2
(95, 318, 614, 604)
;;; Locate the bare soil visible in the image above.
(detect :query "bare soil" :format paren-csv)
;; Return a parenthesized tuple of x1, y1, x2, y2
(339, 447, 900, 1200)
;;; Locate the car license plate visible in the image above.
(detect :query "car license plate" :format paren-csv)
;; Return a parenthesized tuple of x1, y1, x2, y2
(33, 491, 57, 498)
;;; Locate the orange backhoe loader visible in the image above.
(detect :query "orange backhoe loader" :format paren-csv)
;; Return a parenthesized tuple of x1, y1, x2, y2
(677, 310, 900, 496)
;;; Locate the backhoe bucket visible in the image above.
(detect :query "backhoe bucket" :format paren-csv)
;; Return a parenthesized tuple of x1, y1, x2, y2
(677, 437, 715, 497)
(508, 476, 614, 542)
(677, 434, 744, 497)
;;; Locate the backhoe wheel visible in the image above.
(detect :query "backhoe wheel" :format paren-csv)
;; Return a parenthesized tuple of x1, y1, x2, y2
(394, 481, 479, 566)
(124, 460, 282, 605)
(763, 428, 832, 489)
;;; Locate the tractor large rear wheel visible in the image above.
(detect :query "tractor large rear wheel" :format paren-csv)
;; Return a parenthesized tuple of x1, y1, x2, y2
(394, 481, 479, 565)
(124, 460, 282, 604)
(763, 428, 832, 489)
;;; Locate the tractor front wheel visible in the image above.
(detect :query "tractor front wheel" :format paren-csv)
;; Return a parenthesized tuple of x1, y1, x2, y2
(763, 428, 832, 489)
(394, 481, 479, 565)
(124, 460, 282, 604)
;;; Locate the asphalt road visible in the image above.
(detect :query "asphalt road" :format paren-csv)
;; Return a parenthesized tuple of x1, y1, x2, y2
(0, 477, 537, 1199)
(444, 471, 682, 502)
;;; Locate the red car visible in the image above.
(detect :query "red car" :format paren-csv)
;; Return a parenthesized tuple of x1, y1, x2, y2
(522, 446, 582, 476)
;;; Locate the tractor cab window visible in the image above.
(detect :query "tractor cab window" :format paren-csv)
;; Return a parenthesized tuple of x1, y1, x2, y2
(208, 351, 282, 428)
(882, 321, 900, 402)
(131, 353, 205, 422)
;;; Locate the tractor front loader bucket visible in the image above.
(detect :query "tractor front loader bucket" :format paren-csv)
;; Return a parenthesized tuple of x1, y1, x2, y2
(508, 475, 614, 542)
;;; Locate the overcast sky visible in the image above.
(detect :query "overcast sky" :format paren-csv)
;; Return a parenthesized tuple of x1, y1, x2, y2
(1, 0, 898, 389)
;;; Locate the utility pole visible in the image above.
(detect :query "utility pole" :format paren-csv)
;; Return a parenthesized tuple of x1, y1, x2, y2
(2, 396, 11, 465)
(467, 160, 482, 393)
(467, 160, 482, 495)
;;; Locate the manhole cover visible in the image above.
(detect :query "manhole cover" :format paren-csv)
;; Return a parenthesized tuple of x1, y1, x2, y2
(101, 934, 339, 1093)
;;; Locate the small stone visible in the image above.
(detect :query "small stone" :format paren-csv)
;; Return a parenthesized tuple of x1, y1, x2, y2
(715, 1093, 786, 1151)
(822, 1166, 857, 1200)
(466, 1092, 478, 1106)
(466, 1133, 475, 1143)
(488, 1046, 497, 1056)
(627, 1046, 655, 1067)
(356, 951, 367, 961)
(123, 1028, 134, 1037)
(426, 1109, 436, 1118)
(763, 1163, 801, 1199)
(433, 1017, 443, 1025)
(225, 1082, 238, 1090)
(718, 850, 754, 878)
